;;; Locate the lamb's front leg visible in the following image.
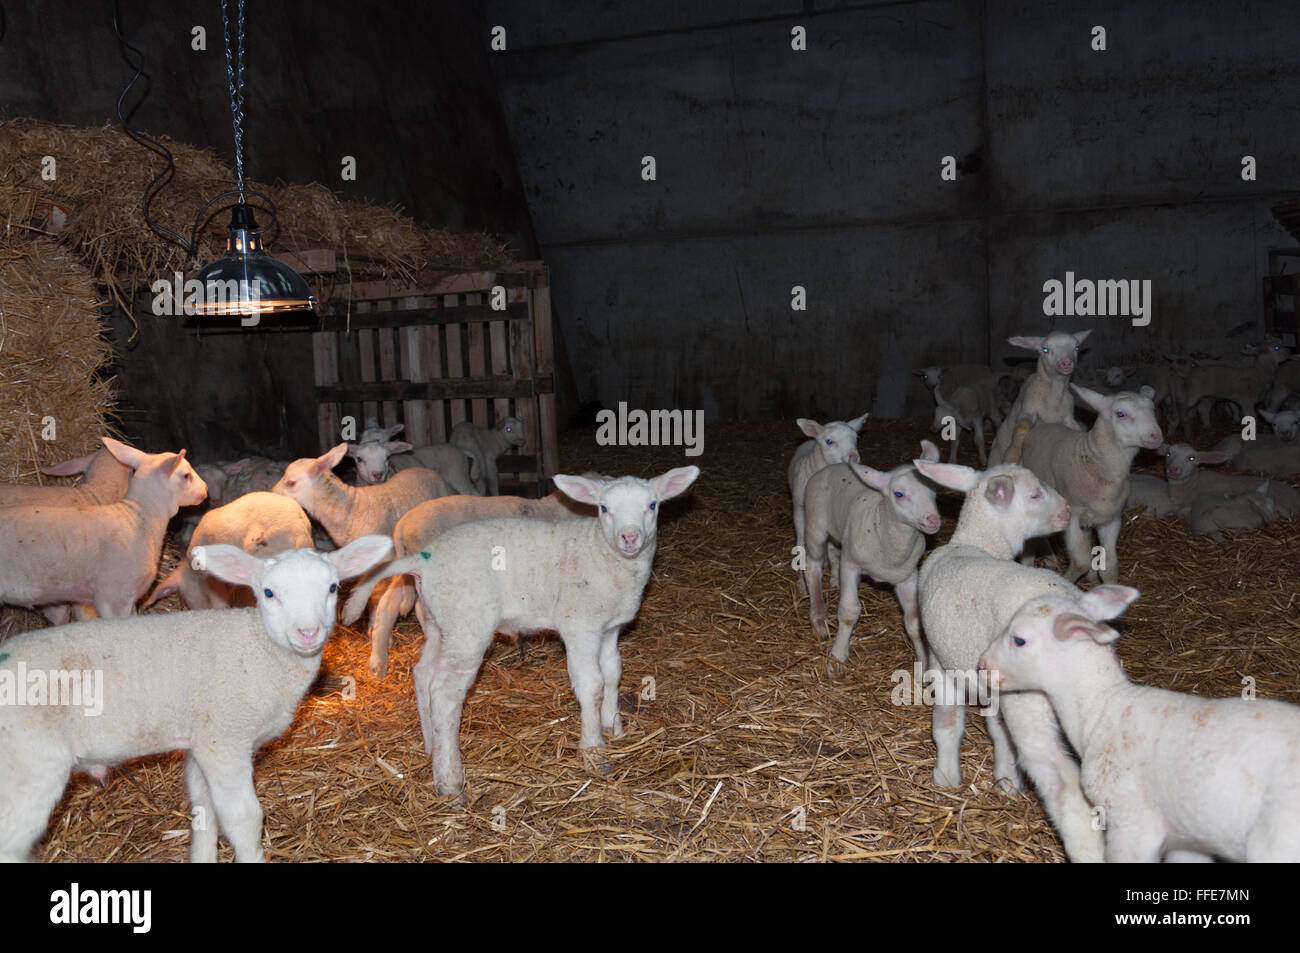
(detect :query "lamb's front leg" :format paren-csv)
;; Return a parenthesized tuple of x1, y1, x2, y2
(973, 417, 987, 467)
(1095, 517, 1121, 584)
(192, 752, 263, 863)
(827, 561, 863, 676)
(893, 572, 925, 663)
(185, 753, 219, 863)
(562, 632, 610, 772)
(597, 627, 624, 738)
(1062, 513, 1092, 582)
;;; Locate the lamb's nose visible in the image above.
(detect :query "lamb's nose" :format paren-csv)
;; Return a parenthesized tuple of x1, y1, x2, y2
(620, 530, 641, 550)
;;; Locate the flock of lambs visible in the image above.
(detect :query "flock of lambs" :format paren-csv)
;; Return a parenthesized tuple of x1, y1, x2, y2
(0, 324, 1297, 863)
(790, 328, 1300, 862)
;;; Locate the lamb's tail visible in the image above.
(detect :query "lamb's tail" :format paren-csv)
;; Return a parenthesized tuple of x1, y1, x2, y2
(342, 552, 428, 624)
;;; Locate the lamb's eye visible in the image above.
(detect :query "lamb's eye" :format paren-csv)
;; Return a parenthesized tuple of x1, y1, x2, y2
(1030, 491, 1042, 500)
(825, 438, 834, 446)
(894, 491, 903, 499)
(600, 505, 608, 514)
(648, 501, 656, 510)
(264, 588, 274, 599)
(1013, 636, 1026, 647)
(1115, 410, 1126, 419)
(1042, 346, 1049, 353)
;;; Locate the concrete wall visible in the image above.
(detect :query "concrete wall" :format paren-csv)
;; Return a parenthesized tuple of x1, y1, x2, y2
(486, 0, 1300, 418)
(1, 0, 536, 459)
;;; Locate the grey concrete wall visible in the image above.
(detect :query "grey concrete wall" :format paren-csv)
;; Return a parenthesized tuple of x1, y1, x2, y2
(486, 0, 1300, 418)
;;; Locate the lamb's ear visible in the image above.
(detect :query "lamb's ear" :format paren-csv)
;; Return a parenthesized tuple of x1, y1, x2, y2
(164, 451, 189, 476)
(1070, 383, 1108, 413)
(1053, 613, 1119, 645)
(983, 474, 1016, 508)
(315, 443, 349, 474)
(383, 424, 405, 440)
(1155, 443, 1171, 457)
(652, 466, 701, 501)
(914, 460, 979, 493)
(847, 411, 870, 432)
(386, 441, 413, 455)
(1138, 385, 1155, 401)
(1072, 329, 1093, 345)
(553, 474, 605, 506)
(1198, 450, 1230, 465)
(797, 418, 824, 439)
(1260, 409, 1277, 424)
(346, 443, 362, 461)
(1008, 335, 1043, 352)
(1256, 480, 1271, 495)
(192, 544, 263, 588)
(224, 457, 253, 475)
(919, 439, 941, 463)
(41, 454, 94, 477)
(848, 461, 889, 493)
(330, 535, 395, 580)
(1077, 585, 1140, 622)
(100, 437, 146, 470)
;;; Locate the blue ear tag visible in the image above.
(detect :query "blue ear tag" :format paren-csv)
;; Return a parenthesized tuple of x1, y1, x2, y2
(419, 551, 431, 560)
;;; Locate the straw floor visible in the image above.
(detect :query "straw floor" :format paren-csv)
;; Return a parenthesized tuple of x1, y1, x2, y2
(28, 417, 1300, 862)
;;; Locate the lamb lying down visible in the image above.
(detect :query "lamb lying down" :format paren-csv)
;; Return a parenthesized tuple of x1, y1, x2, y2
(1188, 482, 1277, 541)
(980, 587, 1300, 862)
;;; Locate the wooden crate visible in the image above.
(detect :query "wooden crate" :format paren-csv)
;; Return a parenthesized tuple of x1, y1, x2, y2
(1264, 272, 1300, 349)
(310, 261, 558, 496)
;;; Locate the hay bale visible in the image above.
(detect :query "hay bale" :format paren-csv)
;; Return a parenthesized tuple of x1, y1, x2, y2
(0, 118, 514, 306)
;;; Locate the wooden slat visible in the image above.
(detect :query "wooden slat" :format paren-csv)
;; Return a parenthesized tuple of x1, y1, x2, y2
(316, 376, 553, 403)
(490, 316, 510, 427)
(466, 293, 488, 429)
(358, 321, 378, 429)
(532, 275, 559, 479)
(445, 298, 466, 427)
(424, 314, 447, 443)
(312, 331, 341, 450)
(316, 304, 529, 331)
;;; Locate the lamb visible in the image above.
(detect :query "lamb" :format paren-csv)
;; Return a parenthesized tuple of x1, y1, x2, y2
(1124, 474, 1179, 518)
(932, 382, 1001, 466)
(1266, 355, 1300, 412)
(450, 416, 527, 495)
(787, 411, 869, 591)
(0, 447, 131, 508)
(348, 425, 481, 497)
(987, 329, 1091, 465)
(1161, 443, 1300, 517)
(801, 441, 941, 673)
(978, 586, 1300, 862)
(1188, 482, 1277, 541)
(1017, 385, 1163, 583)
(272, 443, 454, 546)
(350, 467, 699, 799)
(915, 459, 1105, 863)
(344, 489, 595, 678)
(194, 456, 290, 507)
(1182, 339, 1292, 434)
(0, 438, 208, 619)
(0, 534, 393, 863)
(1213, 410, 1300, 477)
(146, 492, 314, 609)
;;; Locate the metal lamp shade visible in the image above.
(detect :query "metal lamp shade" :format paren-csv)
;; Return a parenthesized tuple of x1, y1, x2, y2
(189, 205, 315, 318)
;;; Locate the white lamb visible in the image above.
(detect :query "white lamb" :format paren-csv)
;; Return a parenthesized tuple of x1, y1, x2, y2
(915, 459, 1105, 863)
(347, 422, 410, 485)
(1161, 443, 1300, 517)
(195, 456, 290, 507)
(1017, 385, 1163, 583)
(0, 447, 131, 508)
(1124, 474, 1179, 518)
(351, 467, 699, 800)
(801, 441, 942, 673)
(1188, 482, 1277, 541)
(979, 586, 1300, 862)
(929, 380, 1002, 466)
(146, 492, 314, 609)
(0, 534, 393, 863)
(348, 425, 481, 497)
(1183, 338, 1292, 434)
(988, 330, 1091, 465)
(344, 489, 594, 678)
(0, 438, 207, 619)
(450, 416, 527, 495)
(272, 443, 454, 545)
(787, 411, 869, 592)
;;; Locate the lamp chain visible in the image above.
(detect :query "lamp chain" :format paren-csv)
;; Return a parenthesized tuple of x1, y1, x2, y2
(221, 0, 247, 202)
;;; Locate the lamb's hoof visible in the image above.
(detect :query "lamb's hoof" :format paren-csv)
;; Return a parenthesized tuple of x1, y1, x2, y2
(581, 747, 613, 776)
(993, 776, 1023, 796)
(810, 621, 829, 643)
(435, 784, 469, 810)
(933, 768, 961, 790)
(796, 578, 808, 597)
(603, 715, 625, 738)
(368, 654, 389, 680)
(825, 654, 848, 679)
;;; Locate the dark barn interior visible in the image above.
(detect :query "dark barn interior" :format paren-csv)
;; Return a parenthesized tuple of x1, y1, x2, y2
(0, 0, 1298, 878)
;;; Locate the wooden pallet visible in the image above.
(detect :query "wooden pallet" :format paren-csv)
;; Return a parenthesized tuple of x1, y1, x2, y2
(310, 261, 558, 495)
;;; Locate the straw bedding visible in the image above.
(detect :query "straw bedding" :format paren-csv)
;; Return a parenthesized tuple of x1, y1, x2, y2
(22, 417, 1300, 862)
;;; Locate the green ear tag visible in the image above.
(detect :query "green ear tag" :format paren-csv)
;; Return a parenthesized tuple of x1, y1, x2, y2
(419, 551, 431, 560)
(0, 653, 9, 665)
